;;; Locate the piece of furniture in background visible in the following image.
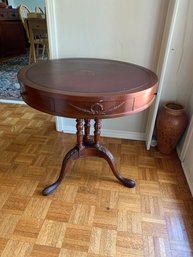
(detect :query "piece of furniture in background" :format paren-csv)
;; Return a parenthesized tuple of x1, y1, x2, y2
(26, 17, 49, 64)
(0, 1, 7, 9)
(18, 4, 30, 40)
(0, 8, 26, 57)
(35, 6, 44, 14)
(18, 4, 48, 64)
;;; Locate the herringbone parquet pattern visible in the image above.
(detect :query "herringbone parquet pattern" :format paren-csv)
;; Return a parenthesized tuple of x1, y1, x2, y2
(0, 103, 193, 257)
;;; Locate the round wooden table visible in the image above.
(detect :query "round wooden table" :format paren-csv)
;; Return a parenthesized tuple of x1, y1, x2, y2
(18, 58, 158, 195)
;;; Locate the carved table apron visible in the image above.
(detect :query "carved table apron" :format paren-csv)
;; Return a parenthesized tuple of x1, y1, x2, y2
(18, 58, 158, 195)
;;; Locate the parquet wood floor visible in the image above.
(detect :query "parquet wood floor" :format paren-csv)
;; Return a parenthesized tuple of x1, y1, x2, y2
(0, 103, 193, 257)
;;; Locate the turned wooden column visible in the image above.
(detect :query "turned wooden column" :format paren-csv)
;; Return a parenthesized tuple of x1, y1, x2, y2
(84, 119, 91, 143)
(76, 119, 84, 149)
(94, 119, 102, 146)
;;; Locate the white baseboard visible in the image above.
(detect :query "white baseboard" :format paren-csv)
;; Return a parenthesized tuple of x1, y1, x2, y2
(181, 161, 193, 197)
(177, 146, 193, 197)
(0, 99, 25, 104)
(57, 124, 145, 141)
(102, 128, 145, 141)
(177, 116, 193, 197)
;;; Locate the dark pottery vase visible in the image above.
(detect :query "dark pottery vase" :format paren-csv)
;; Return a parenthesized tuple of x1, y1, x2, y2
(156, 102, 188, 154)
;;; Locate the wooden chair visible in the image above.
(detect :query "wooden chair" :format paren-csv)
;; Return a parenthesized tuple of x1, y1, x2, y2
(18, 4, 31, 40)
(19, 4, 48, 64)
(35, 6, 44, 14)
(27, 18, 49, 64)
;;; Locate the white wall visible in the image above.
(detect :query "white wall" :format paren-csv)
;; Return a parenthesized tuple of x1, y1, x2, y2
(49, 0, 169, 136)
(160, 0, 193, 111)
(10, 0, 45, 11)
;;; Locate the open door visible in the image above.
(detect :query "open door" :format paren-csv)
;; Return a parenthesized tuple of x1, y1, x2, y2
(145, 0, 180, 149)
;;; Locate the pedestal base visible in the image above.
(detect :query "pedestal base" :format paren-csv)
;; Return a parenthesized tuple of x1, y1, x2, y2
(42, 119, 136, 195)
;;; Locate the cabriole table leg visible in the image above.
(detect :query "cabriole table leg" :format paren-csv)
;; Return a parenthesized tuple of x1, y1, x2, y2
(83, 118, 135, 188)
(42, 146, 79, 195)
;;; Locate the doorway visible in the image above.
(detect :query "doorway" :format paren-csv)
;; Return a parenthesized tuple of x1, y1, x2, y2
(0, 0, 47, 102)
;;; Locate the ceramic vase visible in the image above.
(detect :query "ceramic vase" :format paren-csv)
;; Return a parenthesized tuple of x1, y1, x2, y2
(156, 102, 188, 154)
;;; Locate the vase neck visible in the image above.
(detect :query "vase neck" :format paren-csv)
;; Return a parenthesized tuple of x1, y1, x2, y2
(164, 103, 185, 115)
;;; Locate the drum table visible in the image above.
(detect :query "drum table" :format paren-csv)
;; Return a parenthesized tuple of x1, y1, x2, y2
(18, 58, 158, 195)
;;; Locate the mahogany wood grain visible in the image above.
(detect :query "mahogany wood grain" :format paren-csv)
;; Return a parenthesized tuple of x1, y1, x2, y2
(17, 58, 158, 195)
(18, 58, 157, 119)
(84, 119, 90, 142)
